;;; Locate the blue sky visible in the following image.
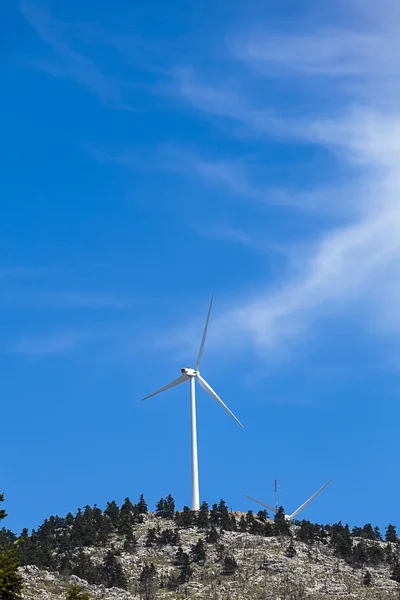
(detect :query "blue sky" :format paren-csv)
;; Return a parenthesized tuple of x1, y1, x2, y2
(2, 0, 400, 533)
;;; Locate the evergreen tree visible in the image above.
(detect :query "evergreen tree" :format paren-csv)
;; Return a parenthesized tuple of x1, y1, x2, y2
(175, 507, 194, 528)
(102, 551, 127, 589)
(135, 495, 148, 515)
(174, 546, 188, 566)
(119, 498, 135, 534)
(245, 511, 255, 529)
(155, 498, 165, 517)
(257, 510, 268, 522)
(71, 549, 99, 584)
(191, 538, 206, 564)
(197, 502, 209, 529)
(223, 555, 238, 576)
(0, 492, 23, 600)
(363, 571, 372, 586)
(249, 519, 265, 536)
(263, 521, 274, 537)
(104, 501, 120, 529)
(285, 542, 297, 558)
(178, 553, 192, 584)
(392, 562, 400, 583)
(216, 544, 225, 562)
(273, 507, 290, 536)
(385, 524, 397, 543)
(352, 542, 368, 567)
(297, 520, 315, 544)
(123, 530, 137, 552)
(330, 522, 353, 560)
(163, 495, 175, 519)
(238, 516, 247, 532)
(65, 584, 90, 600)
(174, 546, 190, 569)
(205, 526, 220, 544)
(156, 528, 180, 546)
(139, 563, 157, 600)
(145, 528, 157, 547)
(373, 526, 382, 541)
(155, 495, 175, 519)
(361, 524, 375, 540)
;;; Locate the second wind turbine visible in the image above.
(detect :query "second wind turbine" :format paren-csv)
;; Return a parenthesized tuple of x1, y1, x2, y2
(142, 296, 244, 511)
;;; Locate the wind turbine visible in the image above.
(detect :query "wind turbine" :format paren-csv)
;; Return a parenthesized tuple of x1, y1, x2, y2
(142, 295, 244, 511)
(245, 479, 332, 521)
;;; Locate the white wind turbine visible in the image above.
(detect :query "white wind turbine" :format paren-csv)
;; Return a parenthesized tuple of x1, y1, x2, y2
(142, 295, 244, 511)
(245, 479, 332, 521)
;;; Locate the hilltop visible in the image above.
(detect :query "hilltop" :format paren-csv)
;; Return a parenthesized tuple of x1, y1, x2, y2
(2, 495, 400, 599)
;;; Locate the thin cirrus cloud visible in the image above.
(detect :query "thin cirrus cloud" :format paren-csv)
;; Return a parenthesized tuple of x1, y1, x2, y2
(166, 5, 400, 355)
(9, 331, 80, 357)
(18, 1, 133, 109)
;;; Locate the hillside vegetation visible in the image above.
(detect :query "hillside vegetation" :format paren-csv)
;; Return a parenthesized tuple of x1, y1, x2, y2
(1, 494, 400, 599)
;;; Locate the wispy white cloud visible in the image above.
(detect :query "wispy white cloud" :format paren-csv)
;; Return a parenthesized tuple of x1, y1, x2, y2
(18, 1, 134, 109)
(9, 331, 79, 357)
(164, 4, 400, 357)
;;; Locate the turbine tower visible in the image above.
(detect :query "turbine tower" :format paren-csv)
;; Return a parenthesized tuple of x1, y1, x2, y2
(142, 295, 244, 511)
(245, 479, 332, 521)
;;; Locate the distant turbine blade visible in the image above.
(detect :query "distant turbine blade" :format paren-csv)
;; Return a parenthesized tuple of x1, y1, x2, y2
(289, 479, 333, 520)
(142, 374, 188, 401)
(196, 295, 213, 370)
(244, 495, 277, 514)
(197, 374, 244, 428)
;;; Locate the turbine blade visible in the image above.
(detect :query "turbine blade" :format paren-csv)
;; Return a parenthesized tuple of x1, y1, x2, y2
(244, 495, 277, 514)
(196, 295, 213, 370)
(289, 479, 333, 520)
(141, 374, 188, 401)
(197, 374, 244, 428)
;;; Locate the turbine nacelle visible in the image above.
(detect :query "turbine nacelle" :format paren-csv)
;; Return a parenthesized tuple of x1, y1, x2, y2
(181, 368, 198, 377)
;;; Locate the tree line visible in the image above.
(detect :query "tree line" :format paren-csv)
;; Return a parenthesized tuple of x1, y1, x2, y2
(1, 492, 400, 598)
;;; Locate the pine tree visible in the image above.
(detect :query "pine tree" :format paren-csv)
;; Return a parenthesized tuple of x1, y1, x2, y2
(119, 498, 135, 534)
(164, 495, 175, 519)
(363, 571, 372, 586)
(239, 516, 247, 532)
(135, 495, 148, 515)
(178, 553, 192, 583)
(174, 546, 187, 566)
(361, 524, 375, 540)
(139, 563, 157, 600)
(145, 528, 157, 547)
(373, 526, 382, 541)
(285, 542, 296, 558)
(257, 510, 268, 522)
(191, 538, 206, 564)
(223, 555, 238, 576)
(155, 498, 165, 517)
(104, 501, 120, 529)
(385, 524, 397, 543)
(0, 492, 23, 600)
(197, 502, 209, 529)
(102, 551, 127, 589)
(391, 562, 400, 583)
(175, 506, 194, 528)
(330, 522, 353, 560)
(65, 584, 90, 600)
(123, 530, 137, 552)
(205, 526, 220, 544)
(274, 507, 290, 536)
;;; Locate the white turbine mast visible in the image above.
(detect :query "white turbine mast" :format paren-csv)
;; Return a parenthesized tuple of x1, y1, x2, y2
(245, 479, 332, 521)
(142, 295, 244, 511)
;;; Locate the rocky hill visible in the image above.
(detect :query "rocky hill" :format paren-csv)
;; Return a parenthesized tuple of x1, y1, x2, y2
(12, 497, 400, 600)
